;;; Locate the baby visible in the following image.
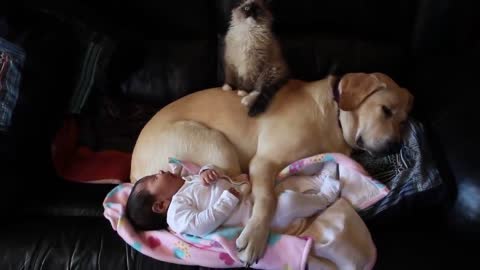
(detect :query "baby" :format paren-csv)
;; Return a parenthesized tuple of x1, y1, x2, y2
(126, 164, 340, 236)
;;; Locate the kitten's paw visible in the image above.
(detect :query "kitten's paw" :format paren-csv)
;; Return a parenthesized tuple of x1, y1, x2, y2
(237, 90, 248, 97)
(222, 84, 233, 91)
(241, 92, 260, 107)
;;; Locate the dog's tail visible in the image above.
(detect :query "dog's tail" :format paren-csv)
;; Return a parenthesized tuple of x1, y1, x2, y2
(248, 77, 288, 117)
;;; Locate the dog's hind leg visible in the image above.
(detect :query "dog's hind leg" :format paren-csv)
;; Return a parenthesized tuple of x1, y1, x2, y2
(130, 120, 241, 182)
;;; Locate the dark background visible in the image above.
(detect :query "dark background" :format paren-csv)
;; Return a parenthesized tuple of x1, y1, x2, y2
(1, 0, 479, 269)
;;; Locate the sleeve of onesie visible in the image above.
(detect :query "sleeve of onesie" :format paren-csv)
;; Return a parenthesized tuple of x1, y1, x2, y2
(167, 190, 239, 236)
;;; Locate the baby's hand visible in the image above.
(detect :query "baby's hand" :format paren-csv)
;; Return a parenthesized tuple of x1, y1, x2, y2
(201, 169, 219, 185)
(228, 187, 241, 199)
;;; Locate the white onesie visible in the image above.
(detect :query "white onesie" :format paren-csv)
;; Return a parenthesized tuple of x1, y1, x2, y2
(166, 165, 340, 236)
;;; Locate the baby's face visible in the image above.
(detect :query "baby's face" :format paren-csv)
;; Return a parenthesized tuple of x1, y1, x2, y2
(143, 170, 183, 201)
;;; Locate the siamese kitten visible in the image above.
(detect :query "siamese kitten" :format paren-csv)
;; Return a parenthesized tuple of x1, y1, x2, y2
(223, 0, 289, 117)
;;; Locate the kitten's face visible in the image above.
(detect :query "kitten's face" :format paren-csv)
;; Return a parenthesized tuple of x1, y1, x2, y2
(231, 0, 273, 25)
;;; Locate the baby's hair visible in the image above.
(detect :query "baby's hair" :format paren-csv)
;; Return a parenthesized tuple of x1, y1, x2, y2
(125, 175, 169, 231)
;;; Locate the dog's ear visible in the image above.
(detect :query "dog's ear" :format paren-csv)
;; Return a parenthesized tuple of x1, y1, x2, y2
(338, 73, 387, 111)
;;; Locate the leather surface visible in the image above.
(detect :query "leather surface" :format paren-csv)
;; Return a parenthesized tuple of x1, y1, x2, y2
(1, 1, 480, 269)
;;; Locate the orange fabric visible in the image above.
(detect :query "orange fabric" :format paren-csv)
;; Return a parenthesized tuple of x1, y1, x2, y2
(52, 118, 131, 183)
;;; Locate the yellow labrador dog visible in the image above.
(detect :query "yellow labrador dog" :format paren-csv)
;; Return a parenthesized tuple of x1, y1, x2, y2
(130, 72, 413, 265)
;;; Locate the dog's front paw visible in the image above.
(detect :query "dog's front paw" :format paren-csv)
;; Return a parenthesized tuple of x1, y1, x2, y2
(236, 221, 269, 267)
(241, 91, 260, 107)
(222, 84, 233, 91)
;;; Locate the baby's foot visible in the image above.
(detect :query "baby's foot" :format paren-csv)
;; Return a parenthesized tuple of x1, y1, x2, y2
(222, 84, 233, 91)
(319, 176, 341, 204)
(319, 162, 339, 180)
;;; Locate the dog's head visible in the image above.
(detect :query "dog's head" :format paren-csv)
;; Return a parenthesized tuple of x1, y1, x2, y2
(231, 0, 273, 25)
(336, 73, 414, 157)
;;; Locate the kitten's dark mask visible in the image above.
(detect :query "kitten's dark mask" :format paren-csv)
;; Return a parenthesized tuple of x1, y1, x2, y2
(232, 0, 272, 21)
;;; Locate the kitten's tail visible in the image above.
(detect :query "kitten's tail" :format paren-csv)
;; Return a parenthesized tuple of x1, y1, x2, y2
(248, 76, 288, 117)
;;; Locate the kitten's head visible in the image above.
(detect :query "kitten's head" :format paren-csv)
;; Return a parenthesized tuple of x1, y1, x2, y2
(231, 0, 273, 26)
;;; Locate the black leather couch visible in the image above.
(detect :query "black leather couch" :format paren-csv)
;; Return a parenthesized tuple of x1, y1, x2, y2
(1, 1, 479, 269)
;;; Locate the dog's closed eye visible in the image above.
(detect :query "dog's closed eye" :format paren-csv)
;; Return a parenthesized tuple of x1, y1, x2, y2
(382, 105, 393, 118)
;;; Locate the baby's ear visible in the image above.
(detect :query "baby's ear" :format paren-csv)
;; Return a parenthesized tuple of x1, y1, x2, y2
(152, 200, 170, 214)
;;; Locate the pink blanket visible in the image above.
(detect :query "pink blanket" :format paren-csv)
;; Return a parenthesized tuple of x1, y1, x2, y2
(103, 154, 386, 269)
(277, 153, 389, 210)
(104, 184, 312, 269)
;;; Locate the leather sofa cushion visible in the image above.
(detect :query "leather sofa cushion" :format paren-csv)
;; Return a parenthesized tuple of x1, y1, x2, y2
(113, 39, 218, 106)
(0, 216, 245, 270)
